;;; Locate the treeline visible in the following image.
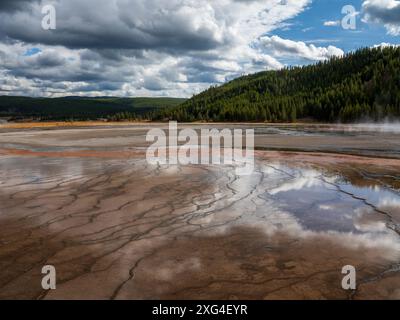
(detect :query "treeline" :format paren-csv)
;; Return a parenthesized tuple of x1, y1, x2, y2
(0, 96, 185, 121)
(152, 47, 400, 123)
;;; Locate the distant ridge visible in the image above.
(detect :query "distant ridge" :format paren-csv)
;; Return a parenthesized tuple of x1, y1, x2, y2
(153, 46, 400, 123)
(0, 96, 186, 121)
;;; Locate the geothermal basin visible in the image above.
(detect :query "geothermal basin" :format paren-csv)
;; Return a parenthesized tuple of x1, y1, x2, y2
(0, 123, 399, 299)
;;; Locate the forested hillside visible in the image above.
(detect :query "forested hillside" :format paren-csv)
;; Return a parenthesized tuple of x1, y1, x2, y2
(153, 47, 400, 123)
(0, 96, 185, 121)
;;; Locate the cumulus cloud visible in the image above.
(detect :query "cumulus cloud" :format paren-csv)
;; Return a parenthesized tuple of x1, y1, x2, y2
(0, 0, 312, 51)
(0, 0, 338, 97)
(372, 42, 400, 48)
(362, 0, 400, 35)
(259, 35, 344, 61)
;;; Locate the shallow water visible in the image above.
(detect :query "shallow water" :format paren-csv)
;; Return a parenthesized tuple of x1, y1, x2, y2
(2, 123, 400, 158)
(0, 124, 399, 299)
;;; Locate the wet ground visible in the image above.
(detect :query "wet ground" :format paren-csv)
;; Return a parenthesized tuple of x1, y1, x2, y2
(0, 123, 399, 299)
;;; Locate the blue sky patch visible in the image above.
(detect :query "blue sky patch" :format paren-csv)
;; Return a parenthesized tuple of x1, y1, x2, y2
(273, 0, 400, 53)
(23, 48, 42, 57)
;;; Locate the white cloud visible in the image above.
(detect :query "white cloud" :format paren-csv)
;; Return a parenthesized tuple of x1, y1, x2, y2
(0, 0, 317, 97)
(259, 35, 344, 61)
(362, 0, 400, 35)
(373, 42, 400, 48)
(324, 20, 340, 27)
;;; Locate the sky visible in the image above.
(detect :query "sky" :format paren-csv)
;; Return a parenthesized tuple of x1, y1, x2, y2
(0, 0, 399, 98)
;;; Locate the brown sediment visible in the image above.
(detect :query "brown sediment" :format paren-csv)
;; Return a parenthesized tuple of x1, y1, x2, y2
(0, 148, 143, 159)
(116, 227, 400, 300)
(0, 155, 399, 300)
(0, 125, 399, 300)
(256, 150, 400, 167)
(0, 121, 324, 130)
(0, 121, 154, 130)
(2, 146, 400, 167)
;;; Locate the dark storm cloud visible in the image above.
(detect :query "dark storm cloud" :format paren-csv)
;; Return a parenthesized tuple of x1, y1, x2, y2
(0, 0, 228, 52)
(70, 82, 123, 92)
(34, 52, 65, 67)
(0, 0, 39, 12)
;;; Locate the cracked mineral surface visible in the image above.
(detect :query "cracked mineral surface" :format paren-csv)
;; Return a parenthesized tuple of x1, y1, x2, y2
(0, 123, 399, 299)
